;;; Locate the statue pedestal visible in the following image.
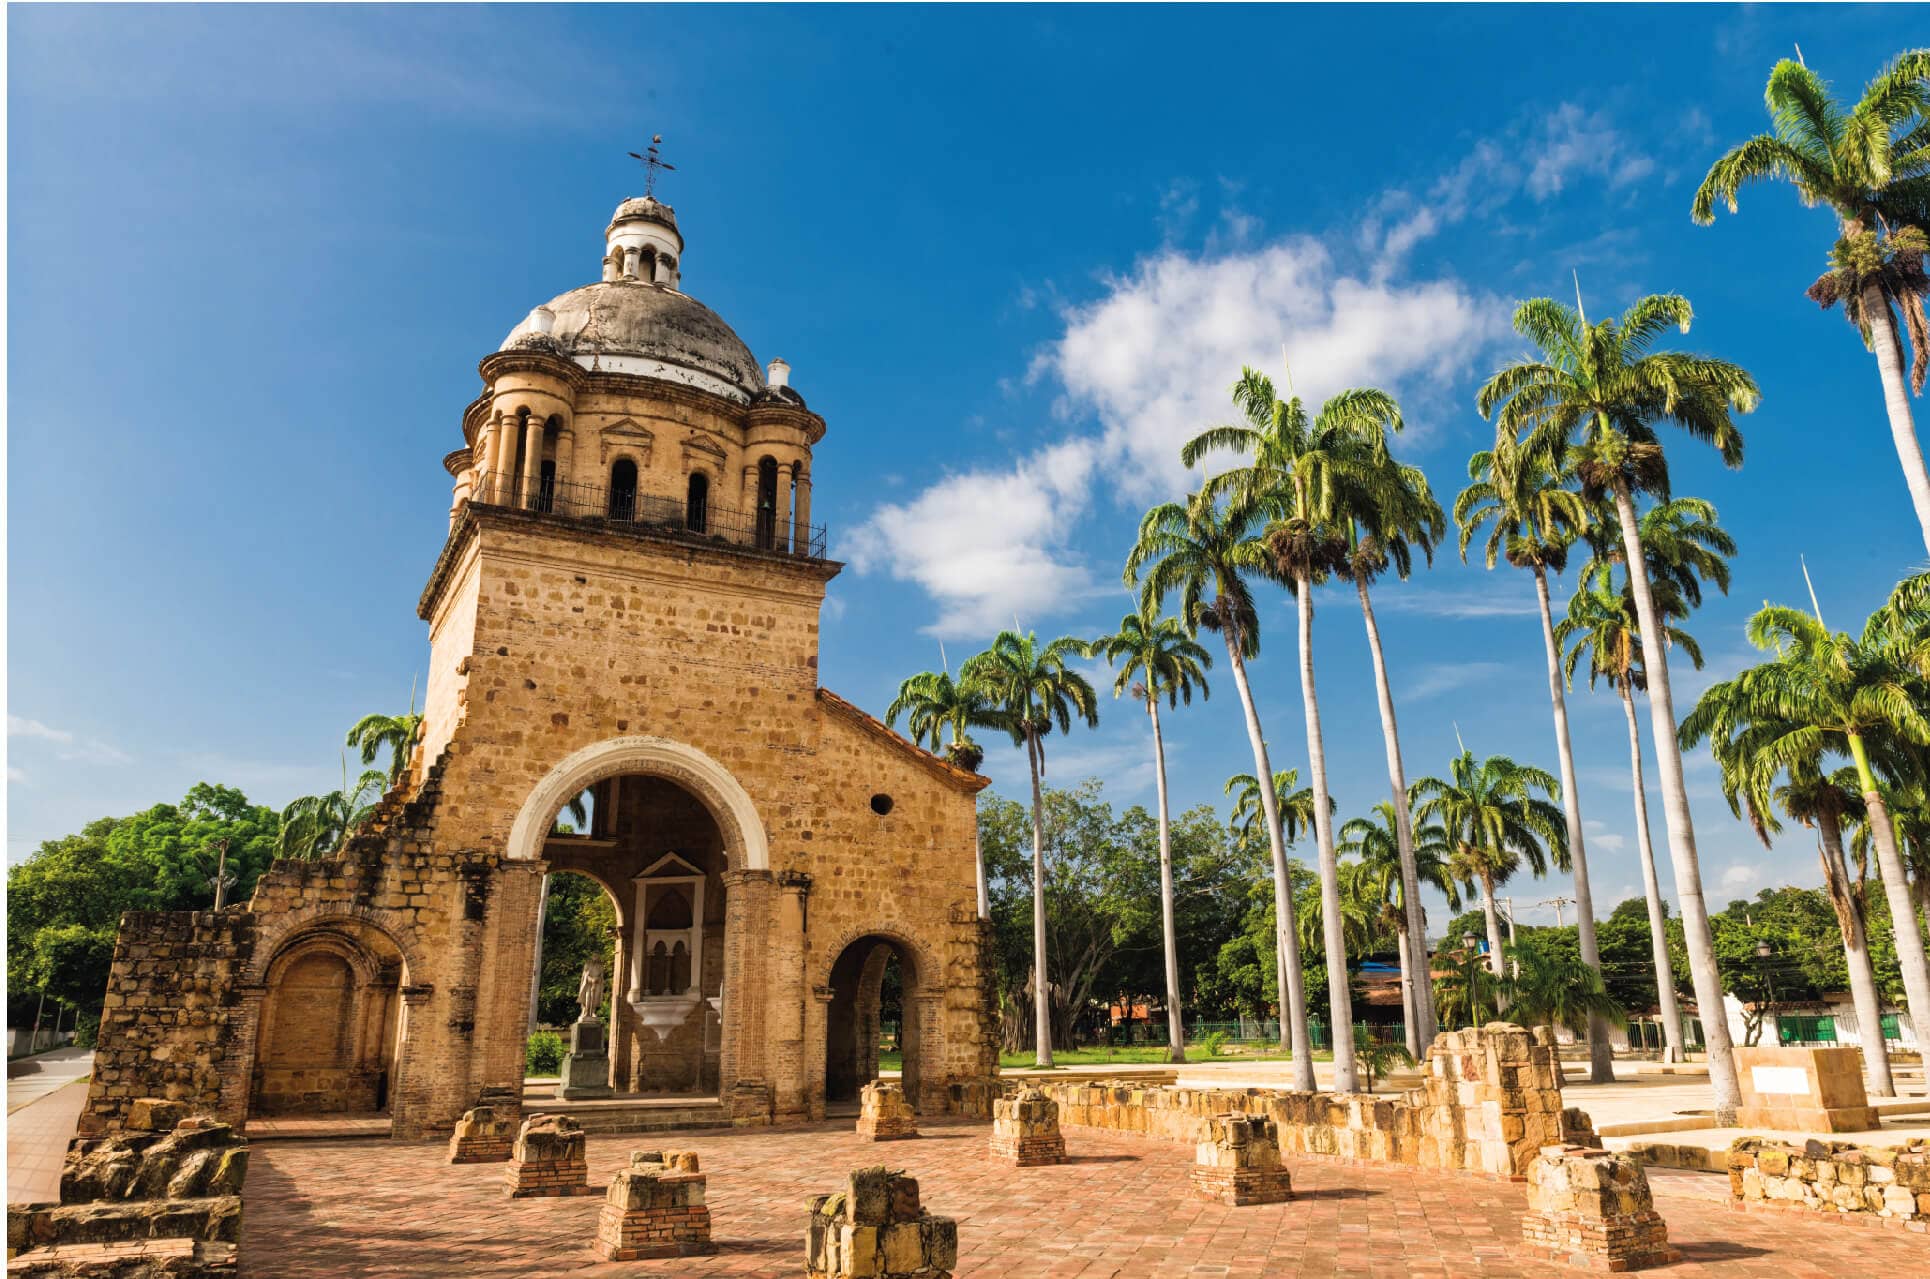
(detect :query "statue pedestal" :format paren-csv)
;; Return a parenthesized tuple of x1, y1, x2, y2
(561, 1019, 614, 1100)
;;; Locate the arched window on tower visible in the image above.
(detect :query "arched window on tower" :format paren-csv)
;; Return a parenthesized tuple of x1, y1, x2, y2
(608, 459, 638, 522)
(755, 456, 778, 550)
(686, 473, 709, 534)
(641, 247, 658, 283)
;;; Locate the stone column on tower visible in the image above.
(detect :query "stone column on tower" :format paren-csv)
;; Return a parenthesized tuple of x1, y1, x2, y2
(774, 462, 794, 554)
(740, 464, 758, 526)
(553, 426, 576, 510)
(520, 415, 544, 509)
(792, 468, 813, 554)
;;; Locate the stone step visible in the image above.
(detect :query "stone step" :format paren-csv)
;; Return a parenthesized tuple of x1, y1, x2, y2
(541, 1105, 732, 1135)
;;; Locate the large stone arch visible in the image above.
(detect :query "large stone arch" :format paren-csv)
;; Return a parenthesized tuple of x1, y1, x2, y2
(505, 735, 768, 869)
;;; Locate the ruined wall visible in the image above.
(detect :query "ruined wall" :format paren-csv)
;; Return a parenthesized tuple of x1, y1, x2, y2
(1728, 1137, 1930, 1227)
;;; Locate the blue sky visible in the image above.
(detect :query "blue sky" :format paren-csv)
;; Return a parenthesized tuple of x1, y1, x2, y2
(8, 5, 1924, 930)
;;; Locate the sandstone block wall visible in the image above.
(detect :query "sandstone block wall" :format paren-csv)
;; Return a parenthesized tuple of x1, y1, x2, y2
(1521, 1145, 1676, 1271)
(989, 1087, 1064, 1166)
(1192, 1113, 1292, 1205)
(1728, 1136, 1930, 1228)
(856, 1082, 918, 1141)
(806, 1167, 956, 1279)
(503, 1115, 593, 1198)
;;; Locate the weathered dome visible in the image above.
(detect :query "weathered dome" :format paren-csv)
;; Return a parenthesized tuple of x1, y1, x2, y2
(500, 282, 766, 403)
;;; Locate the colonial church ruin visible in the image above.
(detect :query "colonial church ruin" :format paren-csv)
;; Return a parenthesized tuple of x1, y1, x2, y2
(82, 191, 998, 1139)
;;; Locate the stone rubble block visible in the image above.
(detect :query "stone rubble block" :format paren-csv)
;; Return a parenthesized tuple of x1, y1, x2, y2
(988, 1087, 1065, 1166)
(806, 1166, 956, 1279)
(592, 1149, 715, 1261)
(5, 1237, 239, 1276)
(1521, 1144, 1678, 1271)
(1727, 1136, 1930, 1227)
(1191, 1113, 1293, 1206)
(502, 1114, 594, 1198)
(446, 1105, 517, 1165)
(855, 1082, 918, 1142)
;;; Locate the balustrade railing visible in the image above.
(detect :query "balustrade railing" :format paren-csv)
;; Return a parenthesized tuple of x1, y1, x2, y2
(474, 475, 828, 559)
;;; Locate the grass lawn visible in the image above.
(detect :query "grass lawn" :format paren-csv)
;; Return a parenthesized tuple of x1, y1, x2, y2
(876, 1045, 1325, 1070)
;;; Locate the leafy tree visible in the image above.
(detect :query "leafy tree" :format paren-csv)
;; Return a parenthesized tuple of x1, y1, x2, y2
(534, 873, 618, 1026)
(1433, 943, 1500, 1030)
(961, 630, 1099, 1065)
(1126, 490, 1315, 1083)
(1352, 1025, 1415, 1093)
(345, 709, 422, 788)
(1502, 936, 1626, 1044)
(1694, 49, 1930, 552)
(1083, 601, 1212, 1061)
(277, 757, 387, 860)
(1478, 290, 1759, 1119)
(1341, 801, 1460, 1044)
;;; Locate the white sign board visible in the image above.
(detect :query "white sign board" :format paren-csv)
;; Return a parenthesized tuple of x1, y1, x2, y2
(1749, 1065, 1812, 1096)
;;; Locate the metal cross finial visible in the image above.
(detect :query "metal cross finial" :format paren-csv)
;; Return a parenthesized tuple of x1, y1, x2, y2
(627, 135, 677, 198)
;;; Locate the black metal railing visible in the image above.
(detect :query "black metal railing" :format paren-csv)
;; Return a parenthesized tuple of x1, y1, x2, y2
(476, 475, 829, 559)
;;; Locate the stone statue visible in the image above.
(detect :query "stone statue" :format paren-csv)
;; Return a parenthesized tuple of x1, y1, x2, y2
(576, 953, 606, 1024)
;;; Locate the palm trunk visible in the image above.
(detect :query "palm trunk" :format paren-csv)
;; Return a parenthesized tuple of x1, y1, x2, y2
(1297, 572, 1357, 1091)
(1816, 807, 1895, 1097)
(1223, 634, 1315, 1087)
(1533, 564, 1613, 1082)
(1027, 728, 1053, 1067)
(1860, 277, 1930, 556)
(528, 872, 552, 1031)
(1481, 871, 1506, 982)
(1620, 683, 1685, 1062)
(1355, 576, 1433, 1057)
(1147, 696, 1187, 1064)
(1847, 732, 1930, 1051)
(1610, 478, 1740, 1121)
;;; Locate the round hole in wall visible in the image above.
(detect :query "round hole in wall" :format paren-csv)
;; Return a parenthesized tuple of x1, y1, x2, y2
(870, 793, 895, 816)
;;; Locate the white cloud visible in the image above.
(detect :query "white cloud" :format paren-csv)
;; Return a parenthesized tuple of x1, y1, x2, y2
(1405, 661, 1510, 702)
(8, 715, 130, 765)
(8, 766, 27, 785)
(1375, 581, 1542, 619)
(1582, 818, 1627, 854)
(1527, 104, 1653, 200)
(9, 716, 73, 744)
(1720, 863, 1759, 894)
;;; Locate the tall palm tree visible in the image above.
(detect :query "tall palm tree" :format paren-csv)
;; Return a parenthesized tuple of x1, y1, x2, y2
(1680, 588, 1930, 1051)
(1182, 367, 1405, 1092)
(1338, 439, 1448, 1054)
(1453, 443, 1614, 1077)
(886, 665, 1005, 917)
(1226, 769, 1320, 854)
(1479, 291, 1759, 1118)
(345, 710, 423, 789)
(1084, 602, 1213, 1062)
(1340, 801, 1461, 1049)
(960, 630, 1099, 1066)
(1694, 50, 1930, 551)
(1128, 492, 1316, 1087)
(1556, 572, 1697, 1062)
(278, 756, 387, 860)
(1503, 939, 1627, 1046)
(1412, 751, 1569, 985)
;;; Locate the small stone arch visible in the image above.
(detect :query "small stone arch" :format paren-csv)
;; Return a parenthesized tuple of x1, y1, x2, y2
(505, 735, 769, 870)
(246, 914, 411, 1118)
(817, 924, 942, 1110)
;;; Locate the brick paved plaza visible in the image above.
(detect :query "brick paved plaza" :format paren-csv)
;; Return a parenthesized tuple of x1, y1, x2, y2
(239, 1116, 1927, 1277)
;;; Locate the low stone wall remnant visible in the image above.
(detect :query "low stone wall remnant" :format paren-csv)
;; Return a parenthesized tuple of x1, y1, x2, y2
(1728, 1136, 1930, 1229)
(593, 1150, 714, 1261)
(988, 1087, 1064, 1166)
(502, 1114, 594, 1198)
(806, 1167, 956, 1279)
(1192, 1113, 1292, 1205)
(855, 1082, 918, 1142)
(447, 1104, 518, 1164)
(1520, 1145, 1677, 1271)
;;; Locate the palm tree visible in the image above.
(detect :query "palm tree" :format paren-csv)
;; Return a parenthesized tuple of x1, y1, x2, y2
(1340, 802, 1461, 1053)
(1412, 750, 1569, 988)
(1503, 939, 1626, 1046)
(960, 630, 1099, 1066)
(1295, 857, 1379, 959)
(1182, 366, 1405, 1092)
(1127, 491, 1316, 1087)
(1226, 769, 1320, 854)
(1556, 572, 1697, 1063)
(1454, 443, 1614, 1077)
(1435, 943, 1501, 1030)
(1479, 291, 1759, 1118)
(1338, 436, 1449, 1055)
(886, 665, 1005, 917)
(277, 755, 387, 860)
(1694, 50, 1930, 552)
(345, 710, 423, 788)
(1679, 588, 1930, 1052)
(1084, 602, 1213, 1062)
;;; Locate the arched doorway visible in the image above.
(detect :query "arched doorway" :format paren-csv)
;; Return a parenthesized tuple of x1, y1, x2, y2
(249, 920, 406, 1117)
(824, 934, 922, 1110)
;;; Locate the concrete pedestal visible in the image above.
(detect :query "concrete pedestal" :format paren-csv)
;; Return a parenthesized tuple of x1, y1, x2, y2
(560, 1020, 614, 1101)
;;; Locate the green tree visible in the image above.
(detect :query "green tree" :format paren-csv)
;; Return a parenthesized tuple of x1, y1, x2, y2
(1083, 602, 1213, 1061)
(961, 630, 1099, 1065)
(885, 664, 1006, 915)
(277, 756, 387, 860)
(534, 873, 618, 1026)
(1434, 943, 1500, 1030)
(1182, 366, 1410, 1092)
(1126, 490, 1315, 1084)
(1478, 290, 1759, 1119)
(1503, 936, 1626, 1044)
(1694, 50, 1930, 552)
(344, 709, 423, 788)
(1339, 800, 1460, 1047)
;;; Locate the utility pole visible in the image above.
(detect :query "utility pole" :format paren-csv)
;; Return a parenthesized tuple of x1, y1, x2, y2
(1505, 897, 1519, 979)
(206, 838, 234, 910)
(1538, 895, 1575, 929)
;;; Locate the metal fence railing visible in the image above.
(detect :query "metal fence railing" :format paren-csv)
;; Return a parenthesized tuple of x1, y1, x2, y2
(475, 475, 829, 559)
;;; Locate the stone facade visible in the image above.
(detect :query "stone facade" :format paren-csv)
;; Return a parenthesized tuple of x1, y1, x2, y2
(592, 1150, 714, 1261)
(806, 1167, 957, 1279)
(502, 1115, 593, 1198)
(1191, 1113, 1293, 1205)
(1733, 1045, 1880, 1133)
(446, 1104, 516, 1164)
(856, 1082, 919, 1141)
(1727, 1136, 1930, 1228)
(7, 1105, 248, 1276)
(79, 194, 999, 1143)
(1520, 1145, 1677, 1271)
(968, 1024, 1585, 1180)
(988, 1087, 1064, 1166)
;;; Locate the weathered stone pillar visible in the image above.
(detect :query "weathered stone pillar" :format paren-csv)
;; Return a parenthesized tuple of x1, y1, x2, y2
(775, 461, 795, 553)
(1521, 1145, 1677, 1270)
(856, 1081, 918, 1141)
(792, 469, 812, 553)
(553, 426, 576, 503)
(1192, 1113, 1292, 1205)
(990, 1086, 1065, 1166)
(771, 871, 812, 1121)
(806, 1167, 957, 1279)
(447, 1104, 516, 1163)
(503, 1114, 593, 1198)
(519, 414, 544, 509)
(486, 412, 511, 504)
(719, 868, 775, 1122)
(807, 985, 836, 1121)
(594, 1150, 715, 1260)
(740, 464, 758, 523)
